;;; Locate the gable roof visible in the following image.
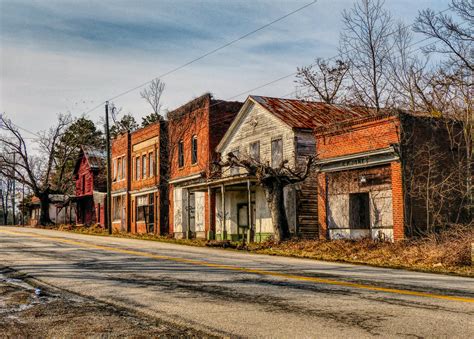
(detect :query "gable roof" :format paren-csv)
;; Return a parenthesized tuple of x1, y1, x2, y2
(250, 96, 375, 129)
(73, 145, 106, 175)
(216, 95, 377, 152)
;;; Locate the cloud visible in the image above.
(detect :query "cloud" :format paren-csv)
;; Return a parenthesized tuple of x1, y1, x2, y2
(0, 0, 448, 134)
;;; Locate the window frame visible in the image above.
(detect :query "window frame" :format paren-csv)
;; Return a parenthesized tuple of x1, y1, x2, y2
(271, 137, 283, 168)
(191, 135, 198, 165)
(142, 154, 147, 179)
(178, 140, 184, 168)
(249, 141, 260, 161)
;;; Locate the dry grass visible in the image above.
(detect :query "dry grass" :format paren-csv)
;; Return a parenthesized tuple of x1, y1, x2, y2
(53, 224, 473, 276)
(247, 225, 473, 276)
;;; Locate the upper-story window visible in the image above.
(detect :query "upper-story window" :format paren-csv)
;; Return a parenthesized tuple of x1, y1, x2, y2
(230, 149, 240, 175)
(178, 140, 184, 167)
(149, 152, 154, 177)
(121, 157, 126, 180)
(135, 157, 140, 180)
(191, 136, 198, 164)
(249, 141, 260, 162)
(117, 157, 122, 180)
(82, 175, 86, 194)
(112, 158, 117, 181)
(271, 138, 283, 168)
(142, 154, 147, 179)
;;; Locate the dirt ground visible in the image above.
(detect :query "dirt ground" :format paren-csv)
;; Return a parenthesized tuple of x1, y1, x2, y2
(0, 270, 207, 338)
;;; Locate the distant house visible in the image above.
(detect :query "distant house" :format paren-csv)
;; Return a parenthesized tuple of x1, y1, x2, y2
(28, 194, 75, 226)
(111, 120, 168, 234)
(168, 93, 243, 239)
(73, 145, 106, 226)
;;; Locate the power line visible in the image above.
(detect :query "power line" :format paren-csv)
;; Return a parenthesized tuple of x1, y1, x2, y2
(83, 0, 318, 113)
(80, 4, 450, 120)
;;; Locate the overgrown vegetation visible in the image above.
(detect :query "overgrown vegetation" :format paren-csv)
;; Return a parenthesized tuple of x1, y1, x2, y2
(50, 223, 473, 277)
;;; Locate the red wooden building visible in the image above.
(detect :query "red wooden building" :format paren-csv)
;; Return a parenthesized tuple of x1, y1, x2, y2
(73, 145, 106, 226)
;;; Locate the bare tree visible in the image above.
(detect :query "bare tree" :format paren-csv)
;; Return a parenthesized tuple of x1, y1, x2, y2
(414, 0, 473, 72)
(296, 58, 349, 103)
(0, 113, 72, 225)
(220, 153, 315, 242)
(0, 173, 13, 224)
(140, 79, 166, 126)
(340, 0, 394, 111)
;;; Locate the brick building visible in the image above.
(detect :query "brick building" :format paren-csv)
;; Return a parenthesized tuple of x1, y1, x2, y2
(73, 145, 106, 226)
(168, 93, 243, 239)
(111, 120, 168, 234)
(315, 112, 466, 241)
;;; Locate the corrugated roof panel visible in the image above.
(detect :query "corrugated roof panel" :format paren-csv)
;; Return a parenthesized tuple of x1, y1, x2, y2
(250, 96, 377, 129)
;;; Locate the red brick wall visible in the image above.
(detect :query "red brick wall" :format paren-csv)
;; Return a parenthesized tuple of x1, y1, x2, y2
(317, 117, 400, 159)
(391, 161, 405, 240)
(75, 156, 94, 197)
(111, 133, 130, 192)
(130, 122, 161, 191)
(317, 173, 327, 240)
(169, 97, 211, 180)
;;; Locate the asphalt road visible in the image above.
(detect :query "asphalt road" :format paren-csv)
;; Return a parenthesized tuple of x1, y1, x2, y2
(0, 226, 472, 338)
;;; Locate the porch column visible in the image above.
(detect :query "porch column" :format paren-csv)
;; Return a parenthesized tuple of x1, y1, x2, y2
(221, 184, 226, 240)
(247, 179, 252, 243)
(186, 189, 190, 239)
(207, 186, 212, 240)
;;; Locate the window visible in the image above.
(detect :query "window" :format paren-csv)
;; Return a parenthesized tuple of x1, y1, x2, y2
(271, 138, 283, 168)
(121, 157, 126, 180)
(230, 149, 239, 175)
(249, 141, 260, 161)
(117, 158, 122, 180)
(178, 140, 184, 167)
(113, 158, 117, 181)
(149, 152, 154, 177)
(191, 136, 198, 164)
(113, 195, 123, 221)
(349, 193, 370, 229)
(135, 157, 140, 180)
(81, 175, 86, 194)
(136, 193, 155, 233)
(142, 154, 147, 179)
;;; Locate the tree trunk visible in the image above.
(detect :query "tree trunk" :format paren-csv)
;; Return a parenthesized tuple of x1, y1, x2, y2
(264, 181, 290, 242)
(38, 193, 53, 226)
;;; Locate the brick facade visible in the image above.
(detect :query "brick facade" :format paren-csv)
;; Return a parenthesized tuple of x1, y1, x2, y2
(168, 94, 242, 239)
(111, 121, 168, 234)
(316, 116, 405, 241)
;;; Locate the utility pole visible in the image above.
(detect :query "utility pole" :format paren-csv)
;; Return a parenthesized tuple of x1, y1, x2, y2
(22, 182, 25, 226)
(11, 153, 16, 225)
(105, 101, 112, 235)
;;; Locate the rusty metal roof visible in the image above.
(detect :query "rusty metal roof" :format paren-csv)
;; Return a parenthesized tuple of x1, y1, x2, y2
(250, 96, 377, 130)
(82, 145, 105, 169)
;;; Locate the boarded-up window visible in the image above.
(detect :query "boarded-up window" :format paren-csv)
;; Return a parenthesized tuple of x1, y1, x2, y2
(249, 141, 260, 161)
(296, 136, 315, 156)
(271, 138, 283, 168)
(121, 157, 126, 179)
(178, 141, 184, 167)
(113, 195, 123, 221)
(191, 136, 198, 164)
(349, 193, 370, 229)
(230, 149, 239, 175)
